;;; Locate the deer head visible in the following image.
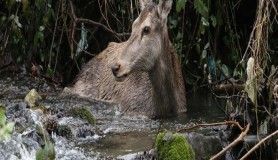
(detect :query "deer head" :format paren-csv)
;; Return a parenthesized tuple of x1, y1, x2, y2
(111, 0, 173, 81)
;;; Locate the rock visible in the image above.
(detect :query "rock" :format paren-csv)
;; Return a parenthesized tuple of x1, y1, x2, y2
(155, 131, 195, 160)
(0, 133, 40, 160)
(56, 125, 73, 139)
(76, 125, 96, 138)
(24, 89, 42, 108)
(68, 107, 95, 125)
(43, 115, 58, 134)
(6, 102, 36, 133)
(117, 150, 156, 160)
(184, 131, 223, 160)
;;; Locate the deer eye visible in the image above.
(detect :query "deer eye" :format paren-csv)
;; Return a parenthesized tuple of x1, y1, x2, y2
(142, 26, 151, 35)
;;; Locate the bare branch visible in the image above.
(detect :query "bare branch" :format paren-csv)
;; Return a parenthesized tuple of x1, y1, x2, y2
(177, 121, 244, 132)
(210, 123, 250, 160)
(76, 18, 130, 37)
(69, 0, 129, 39)
(240, 130, 278, 160)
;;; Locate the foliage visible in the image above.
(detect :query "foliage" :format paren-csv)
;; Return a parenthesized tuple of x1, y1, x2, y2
(0, 105, 14, 141)
(36, 141, 55, 160)
(0, 0, 277, 88)
(176, 0, 187, 13)
(35, 124, 56, 160)
(155, 131, 195, 160)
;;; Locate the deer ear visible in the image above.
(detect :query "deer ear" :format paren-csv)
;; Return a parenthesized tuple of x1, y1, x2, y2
(139, 0, 153, 11)
(158, 0, 173, 23)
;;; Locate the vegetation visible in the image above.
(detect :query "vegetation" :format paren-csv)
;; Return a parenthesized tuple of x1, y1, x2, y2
(0, 105, 14, 141)
(36, 141, 56, 160)
(0, 0, 277, 159)
(35, 124, 56, 160)
(155, 131, 195, 160)
(0, 0, 276, 87)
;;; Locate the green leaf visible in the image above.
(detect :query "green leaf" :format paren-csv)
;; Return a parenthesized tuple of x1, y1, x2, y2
(201, 50, 207, 60)
(210, 15, 217, 27)
(201, 17, 209, 26)
(176, 0, 187, 12)
(46, 67, 54, 77)
(194, 0, 208, 17)
(21, 0, 29, 13)
(0, 108, 6, 127)
(34, 31, 44, 46)
(1, 122, 14, 140)
(221, 64, 229, 77)
(13, 15, 22, 28)
(0, 107, 14, 141)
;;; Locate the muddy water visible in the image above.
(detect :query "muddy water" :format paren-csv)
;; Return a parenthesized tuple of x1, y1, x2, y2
(0, 73, 226, 159)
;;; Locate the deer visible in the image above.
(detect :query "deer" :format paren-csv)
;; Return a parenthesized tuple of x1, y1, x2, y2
(66, 0, 186, 119)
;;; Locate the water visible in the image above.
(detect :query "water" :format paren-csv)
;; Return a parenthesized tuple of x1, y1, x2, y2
(0, 73, 227, 159)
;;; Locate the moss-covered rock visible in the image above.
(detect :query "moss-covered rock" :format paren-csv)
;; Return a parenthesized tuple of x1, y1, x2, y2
(155, 131, 195, 160)
(69, 107, 95, 125)
(24, 89, 42, 108)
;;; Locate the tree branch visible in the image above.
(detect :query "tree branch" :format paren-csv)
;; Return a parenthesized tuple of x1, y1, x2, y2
(177, 121, 244, 132)
(69, 0, 129, 38)
(240, 130, 278, 160)
(210, 123, 250, 160)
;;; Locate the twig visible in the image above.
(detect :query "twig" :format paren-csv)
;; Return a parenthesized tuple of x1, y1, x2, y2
(48, 0, 61, 68)
(69, 0, 129, 39)
(210, 123, 250, 160)
(67, 0, 130, 59)
(76, 18, 129, 37)
(54, 27, 64, 73)
(240, 130, 278, 160)
(177, 121, 244, 132)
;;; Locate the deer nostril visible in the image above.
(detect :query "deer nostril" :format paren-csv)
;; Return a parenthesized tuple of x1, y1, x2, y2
(111, 64, 121, 76)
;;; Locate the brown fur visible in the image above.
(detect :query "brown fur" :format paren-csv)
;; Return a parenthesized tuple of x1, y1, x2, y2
(67, 0, 186, 118)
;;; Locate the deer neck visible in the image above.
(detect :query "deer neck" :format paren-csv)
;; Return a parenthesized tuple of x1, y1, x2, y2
(149, 40, 177, 118)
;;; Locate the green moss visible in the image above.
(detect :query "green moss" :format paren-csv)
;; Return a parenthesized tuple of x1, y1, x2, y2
(155, 132, 195, 160)
(69, 107, 95, 125)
